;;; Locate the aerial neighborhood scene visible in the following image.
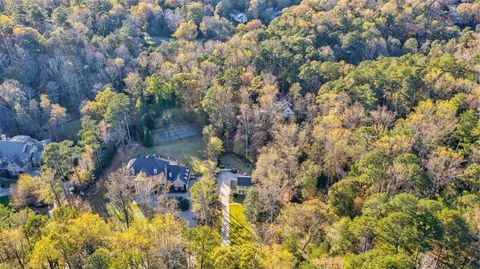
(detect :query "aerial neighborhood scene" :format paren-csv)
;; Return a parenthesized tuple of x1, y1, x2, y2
(0, 0, 479, 268)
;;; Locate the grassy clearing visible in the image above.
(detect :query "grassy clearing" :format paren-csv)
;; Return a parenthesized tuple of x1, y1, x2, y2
(220, 153, 253, 174)
(55, 118, 81, 141)
(138, 135, 206, 165)
(229, 203, 255, 245)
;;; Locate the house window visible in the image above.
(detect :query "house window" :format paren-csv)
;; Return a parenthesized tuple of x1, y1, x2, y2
(169, 172, 172, 178)
(153, 169, 158, 174)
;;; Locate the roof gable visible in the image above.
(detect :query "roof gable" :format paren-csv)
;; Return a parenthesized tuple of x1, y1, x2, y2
(127, 156, 168, 177)
(127, 155, 190, 184)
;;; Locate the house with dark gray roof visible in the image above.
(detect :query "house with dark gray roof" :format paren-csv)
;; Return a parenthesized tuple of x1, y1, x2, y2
(0, 135, 50, 177)
(231, 175, 254, 195)
(127, 155, 190, 192)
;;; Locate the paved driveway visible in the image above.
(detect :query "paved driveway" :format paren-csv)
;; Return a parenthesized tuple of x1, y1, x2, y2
(167, 179, 197, 227)
(217, 171, 236, 246)
(143, 179, 198, 227)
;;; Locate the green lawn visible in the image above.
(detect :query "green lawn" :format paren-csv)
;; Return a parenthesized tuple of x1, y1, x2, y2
(0, 196, 9, 207)
(229, 203, 255, 245)
(139, 135, 206, 165)
(220, 153, 253, 174)
(63, 119, 81, 138)
(56, 118, 82, 141)
(105, 201, 146, 225)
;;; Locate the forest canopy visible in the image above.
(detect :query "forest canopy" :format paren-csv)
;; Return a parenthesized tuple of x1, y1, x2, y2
(0, 0, 479, 268)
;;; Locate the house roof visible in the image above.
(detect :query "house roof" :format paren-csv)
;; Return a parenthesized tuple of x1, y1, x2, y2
(127, 155, 190, 184)
(0, 136, 47, 162)
(0, 140, 32, 162)
(237, 176, 253, 187)
(10, 136, 36, 143)
(0, 136, 47, 175)
(0, 141, 29, 159)
(167, 164, 190, 184)
(32, 152, 42, 163)
(127, 155, 168, 177)
(12, 158, 27, 169)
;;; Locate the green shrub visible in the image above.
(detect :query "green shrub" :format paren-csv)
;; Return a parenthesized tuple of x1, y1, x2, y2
(178, 198, 190, 211)
(143, 127, 154, 147)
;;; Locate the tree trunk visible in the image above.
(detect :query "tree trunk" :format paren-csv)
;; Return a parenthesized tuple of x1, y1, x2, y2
(301, 234, 313, 251)
(121, 199, 130, 228)
(14, 251, 26, 269)
(434, 246, 443, 269)
(124, 114, 131, 145)
(49, 181, 62, 206)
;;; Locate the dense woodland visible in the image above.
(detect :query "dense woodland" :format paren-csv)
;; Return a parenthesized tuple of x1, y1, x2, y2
(0, 0, 479, 268)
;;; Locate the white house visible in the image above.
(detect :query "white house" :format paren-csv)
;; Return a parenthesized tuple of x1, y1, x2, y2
(230, 11, 248, 23)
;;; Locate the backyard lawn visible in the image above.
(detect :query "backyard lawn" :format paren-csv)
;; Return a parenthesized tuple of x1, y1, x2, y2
(105, 201, 145, 225)
(138, 135, 206, 165)
(220, 153, 253, 174)
(229, 203, 255, 245)
(60, 119, 81, 140)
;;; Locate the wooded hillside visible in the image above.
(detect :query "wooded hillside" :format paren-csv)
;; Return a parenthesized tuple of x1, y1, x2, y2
(0, 0, 479, 268)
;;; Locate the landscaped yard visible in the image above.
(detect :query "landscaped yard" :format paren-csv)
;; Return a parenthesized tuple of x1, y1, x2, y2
(86, 131, 205, 216)
(220, 153, 253, 174)
(229, 203, 255, 245)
